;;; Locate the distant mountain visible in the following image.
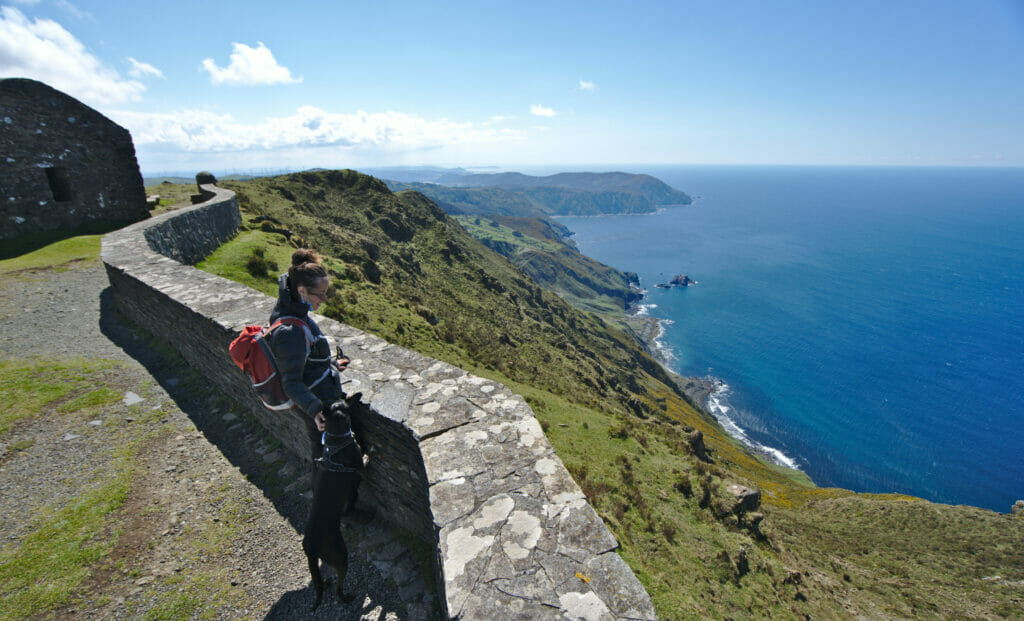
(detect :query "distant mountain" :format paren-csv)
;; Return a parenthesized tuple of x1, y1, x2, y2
(384, 182, 548, 218)
(356, 166, 475, 184)
(386, 171, 691, 217)
(438, 171, 685, 195)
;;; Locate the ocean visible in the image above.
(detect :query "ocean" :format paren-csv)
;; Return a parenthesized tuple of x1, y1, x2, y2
(555, 165, 1024, 512)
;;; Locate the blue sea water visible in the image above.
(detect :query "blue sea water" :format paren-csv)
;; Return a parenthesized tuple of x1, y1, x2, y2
(556, 165, 1024, 512)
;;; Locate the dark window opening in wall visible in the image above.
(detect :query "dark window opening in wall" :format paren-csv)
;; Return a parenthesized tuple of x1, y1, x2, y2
(45, 166, 73, 202)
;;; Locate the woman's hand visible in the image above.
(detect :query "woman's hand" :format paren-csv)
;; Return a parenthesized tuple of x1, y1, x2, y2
(314, 410, 326, 432)
(336, 357, 350, 371)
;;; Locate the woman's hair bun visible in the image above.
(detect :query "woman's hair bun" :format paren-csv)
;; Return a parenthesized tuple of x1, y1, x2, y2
(291, 248, 321, 266)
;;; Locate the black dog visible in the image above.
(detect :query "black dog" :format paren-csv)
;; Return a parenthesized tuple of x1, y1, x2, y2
(303, 392, 364, 610)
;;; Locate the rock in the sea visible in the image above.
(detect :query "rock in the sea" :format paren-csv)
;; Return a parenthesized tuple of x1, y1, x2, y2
(656, 273, 696, 288)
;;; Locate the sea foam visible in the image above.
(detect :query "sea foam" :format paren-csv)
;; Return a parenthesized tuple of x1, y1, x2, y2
(705, 380, 800, 471)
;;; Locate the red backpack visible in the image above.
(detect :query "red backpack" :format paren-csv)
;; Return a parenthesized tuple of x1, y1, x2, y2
(229, 317, 313, 411)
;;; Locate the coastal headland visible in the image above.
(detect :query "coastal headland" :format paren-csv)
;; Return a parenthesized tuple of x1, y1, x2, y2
(4, 165, 1020, 620)
(199, 167, 1023, 618)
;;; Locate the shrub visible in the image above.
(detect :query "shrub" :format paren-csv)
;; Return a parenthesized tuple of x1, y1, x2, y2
(661, 523, 677, 543)
(699, 474, 713, 509)
(245, 248, 277, 279)
(608, 424, 630, 440)
(580, 479, 612, 503)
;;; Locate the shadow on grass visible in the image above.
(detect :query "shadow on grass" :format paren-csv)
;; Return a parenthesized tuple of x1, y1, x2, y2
(1, 219, 141, 260)
(96, 287, 415, 620)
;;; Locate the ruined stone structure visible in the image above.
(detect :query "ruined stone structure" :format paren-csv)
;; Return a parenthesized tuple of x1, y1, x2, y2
(101, 176, 657, 620)
(1, 78, 148, 243)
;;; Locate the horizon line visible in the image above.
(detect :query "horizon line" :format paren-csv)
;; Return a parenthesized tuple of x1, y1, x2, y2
(141, 161, 1024, 179)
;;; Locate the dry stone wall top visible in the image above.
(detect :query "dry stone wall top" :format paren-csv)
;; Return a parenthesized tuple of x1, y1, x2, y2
(101, 177, 657, 620)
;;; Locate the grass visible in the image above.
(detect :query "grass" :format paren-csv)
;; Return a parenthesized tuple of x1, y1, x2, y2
(453, 215, 563, 253)
(0, 448, 133, 621)
(0, 348, 252, 619)
(195, 227, 295, 298)
(0, 234, 101, 277)
(57, 386, 123, 413)
(196, 170, 1024, 619)
(144, 182, 197, 216)
(0, 357, 137, 620)
(0, 358, 118, 435)
(453, 214, 637, 315)
(138, 573, 235, 621)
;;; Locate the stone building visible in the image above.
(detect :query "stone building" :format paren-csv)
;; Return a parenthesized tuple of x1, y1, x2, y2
(1, 78, 148, 244)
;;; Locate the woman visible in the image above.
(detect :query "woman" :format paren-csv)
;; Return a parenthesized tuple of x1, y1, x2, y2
(268, 248, 350, 460)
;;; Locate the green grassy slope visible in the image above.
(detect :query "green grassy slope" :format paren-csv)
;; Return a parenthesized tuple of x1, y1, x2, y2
(454, 215, 642, 314)
(219, 170, 676, 415)
(203, 170, 1023, 619)
(385, 182, 548, 218)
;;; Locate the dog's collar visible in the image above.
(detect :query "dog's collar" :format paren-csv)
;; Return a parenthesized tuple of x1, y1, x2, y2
(317, 430, 360, 473)
(321, 429, 353, 443)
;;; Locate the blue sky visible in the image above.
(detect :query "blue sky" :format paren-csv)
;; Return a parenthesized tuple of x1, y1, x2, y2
(2, 0, 1023, 174)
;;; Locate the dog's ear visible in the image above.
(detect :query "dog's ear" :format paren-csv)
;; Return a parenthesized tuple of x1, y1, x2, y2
(346, 392, 363, 406)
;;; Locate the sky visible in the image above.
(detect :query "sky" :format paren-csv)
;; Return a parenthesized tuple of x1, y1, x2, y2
(2, 0, 1023, 175)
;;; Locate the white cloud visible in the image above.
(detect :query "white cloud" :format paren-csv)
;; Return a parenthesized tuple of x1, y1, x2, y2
(530, 104, 556, 117)
(579, 80, 595, 91)
(54, 0, 91, 20)
(201, 41, 301, 86)
(127, 57, 163, 79)
(0, 7, 145, 105)
(111, 105, 523, 153)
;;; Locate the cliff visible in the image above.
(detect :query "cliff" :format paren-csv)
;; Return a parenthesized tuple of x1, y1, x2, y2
(191, 170, 1024, 618)
(387, 170, 692, 217)
(103, 176, 656, 620)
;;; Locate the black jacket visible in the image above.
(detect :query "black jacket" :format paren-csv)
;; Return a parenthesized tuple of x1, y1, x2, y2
(268, 274, 344, 419)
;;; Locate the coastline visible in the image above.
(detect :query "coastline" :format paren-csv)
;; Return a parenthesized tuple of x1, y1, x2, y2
(560, 201, 805, 474)
(624, 296, 804, 472)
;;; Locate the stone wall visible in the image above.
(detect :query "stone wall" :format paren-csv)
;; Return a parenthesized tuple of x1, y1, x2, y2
(101, 179, 657, 620)
(1, 78, 148, 242)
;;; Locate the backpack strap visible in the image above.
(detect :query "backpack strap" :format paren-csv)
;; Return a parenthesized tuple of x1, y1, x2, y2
(269, 316, 315, 358)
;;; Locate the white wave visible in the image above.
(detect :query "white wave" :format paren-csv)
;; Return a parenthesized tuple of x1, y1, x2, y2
(649, 318, 677, 370)
(634, 303, 657, 316)
(640, 312, 802, 472)
(703, 379, 801, 471)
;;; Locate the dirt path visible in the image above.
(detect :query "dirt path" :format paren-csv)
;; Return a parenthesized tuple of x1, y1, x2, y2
(0, 260, 438, 620)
